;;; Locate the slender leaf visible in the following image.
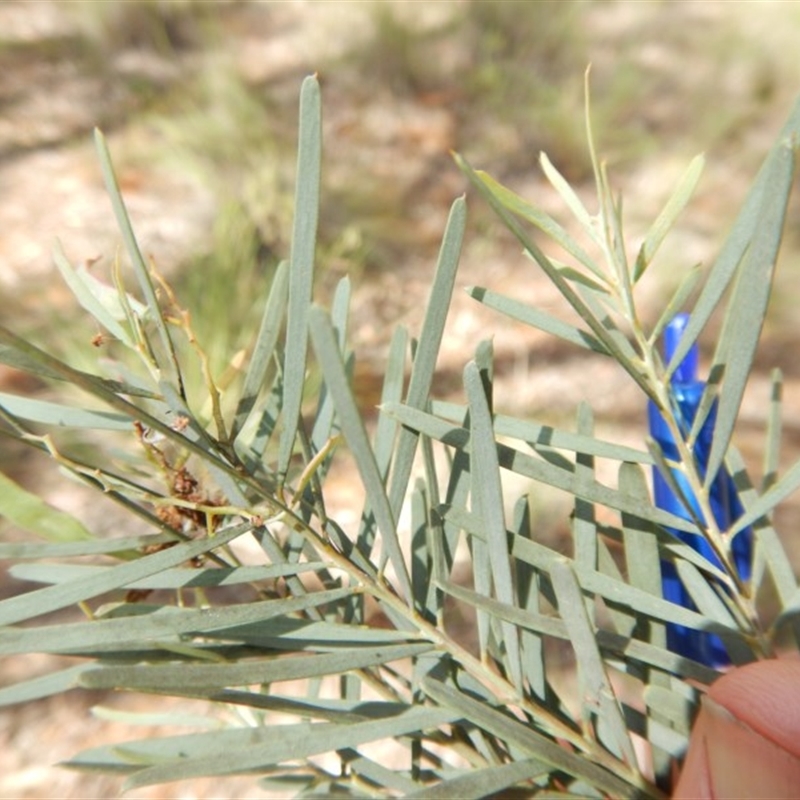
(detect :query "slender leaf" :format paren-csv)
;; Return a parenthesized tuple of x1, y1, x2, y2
(619, 463, 663, 596)
(205, 692, 411, 725)
(650, 265, 703, 345)
(410, 480, 444, 657)
(331, 274, 352, 346)
(467, 344, 492, 657)
(0, 326, 158, 398)
(122, 705, 456, 789)
(201, 617, 426, 649)
(82, 642, 434, 692)
(0, 522, 253, 627)
(94, 129, 183, 395)
(428, 401, 653, 465)
(308, 274, 351, 470)
(730, 452, 800, 539)
(0, 532, 178, 559)
(512, 497, 547, 700)
(371, 325, 407, 485)
(0, 392, 131, 430)
(539, 152, 601, 248)
(550, 559, 636, 766)
(467, 286, 608, 354)
(724, 447, 798, 609)
(410, 482, 432, 621)
(241, 361, 284, 460)
(673, 559, 737, 630)
(0, 664, 88, 707)
(231, 260, 288, 441)
(556, 264, 610, 294)
(474, 169, 604, 279)
(278, 75, 321, 477)
(573, 403, 598, 574)
(634, 155, 705, 281)
(619, 462, 667, 655)
(0, 586, 355, 656)
(762, 368, 783, 491)
(308, 306, 412, 602)
(387, 196, 465, 520)
(53, 240, 140, 346)
(340, 365, 390, 614)
(9, 561, 329, 590)
(667, 97, 800, 376)
(465, 359, 522, 691)
(0, 471, 94, 542)
(437, 578, 565, 641)
(704, 139, 795, 482)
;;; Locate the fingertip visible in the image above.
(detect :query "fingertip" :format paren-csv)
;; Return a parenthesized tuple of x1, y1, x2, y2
(675, 658, 800, 799)
(708, 657, 800, 757)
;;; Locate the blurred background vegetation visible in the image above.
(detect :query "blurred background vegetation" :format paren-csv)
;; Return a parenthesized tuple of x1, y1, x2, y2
(3, 1, 799, 373)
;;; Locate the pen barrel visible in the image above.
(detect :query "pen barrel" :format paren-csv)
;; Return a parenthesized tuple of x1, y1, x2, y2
(648, 388, 752, 666)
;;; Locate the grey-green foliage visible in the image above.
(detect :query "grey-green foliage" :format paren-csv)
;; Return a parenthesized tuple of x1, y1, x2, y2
(0, 74, 798, 798)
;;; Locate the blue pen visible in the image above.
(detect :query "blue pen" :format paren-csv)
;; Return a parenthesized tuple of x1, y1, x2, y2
(647, 314, 752, 666)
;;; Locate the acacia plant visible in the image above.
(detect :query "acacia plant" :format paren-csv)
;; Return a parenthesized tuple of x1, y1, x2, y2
(0, 75, 798, 797)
